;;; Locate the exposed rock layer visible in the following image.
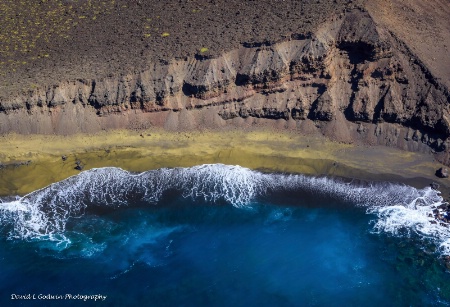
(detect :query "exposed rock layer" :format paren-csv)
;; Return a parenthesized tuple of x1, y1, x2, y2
(1, 10, 450, 165)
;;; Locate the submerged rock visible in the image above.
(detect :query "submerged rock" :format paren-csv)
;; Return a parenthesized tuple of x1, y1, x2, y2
(431, 182, 440, 190)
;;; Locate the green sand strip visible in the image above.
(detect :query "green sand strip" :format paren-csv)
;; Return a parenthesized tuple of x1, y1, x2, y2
(0, 129, 446, 196)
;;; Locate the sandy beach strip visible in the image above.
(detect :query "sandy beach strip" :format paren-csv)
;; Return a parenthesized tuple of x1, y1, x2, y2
(0, 128, 447, 197)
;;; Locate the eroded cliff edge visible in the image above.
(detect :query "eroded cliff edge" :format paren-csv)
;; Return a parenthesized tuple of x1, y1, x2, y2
(1, 9, 450, 165)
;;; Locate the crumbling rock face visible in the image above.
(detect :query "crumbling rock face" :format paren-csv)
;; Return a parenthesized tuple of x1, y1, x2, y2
(0, 9, 449, 164)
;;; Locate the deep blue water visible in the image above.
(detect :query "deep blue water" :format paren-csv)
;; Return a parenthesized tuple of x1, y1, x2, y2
(1, 165, 450, 306)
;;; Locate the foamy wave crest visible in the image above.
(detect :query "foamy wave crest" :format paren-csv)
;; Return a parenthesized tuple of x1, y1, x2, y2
(368, 187, 450, 255)
(0, 165, 266, 241)
(0, 164, 448, 256)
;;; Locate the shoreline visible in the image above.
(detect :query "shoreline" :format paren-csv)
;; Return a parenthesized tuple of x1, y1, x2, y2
(0, 128, 448, 197)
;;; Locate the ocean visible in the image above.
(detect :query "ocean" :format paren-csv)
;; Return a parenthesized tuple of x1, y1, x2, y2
(0, 164, 449, 306)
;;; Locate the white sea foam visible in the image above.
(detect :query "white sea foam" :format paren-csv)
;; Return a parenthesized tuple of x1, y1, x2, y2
(0, 164, 448, 256)
(0, 199, 29, 212)
(368, 188, 449, 255)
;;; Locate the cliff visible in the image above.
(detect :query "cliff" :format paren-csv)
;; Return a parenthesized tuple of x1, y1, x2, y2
(1, 9, 450, 165)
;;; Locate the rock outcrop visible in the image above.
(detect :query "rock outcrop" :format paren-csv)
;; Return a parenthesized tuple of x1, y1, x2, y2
(1, 9, 449, 165)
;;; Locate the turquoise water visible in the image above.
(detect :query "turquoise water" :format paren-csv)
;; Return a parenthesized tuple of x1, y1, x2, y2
(1, 165, 450, 306)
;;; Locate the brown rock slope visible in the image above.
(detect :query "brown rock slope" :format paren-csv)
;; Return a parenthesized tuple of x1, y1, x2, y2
(0, 0, 358, 96)
(367, 0, 450, 89)
(1, 5, 450, 165)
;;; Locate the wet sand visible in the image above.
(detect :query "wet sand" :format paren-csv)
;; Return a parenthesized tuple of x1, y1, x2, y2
(0, 129, 447, 197)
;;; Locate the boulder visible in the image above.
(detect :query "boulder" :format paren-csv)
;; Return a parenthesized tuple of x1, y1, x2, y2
(74, 160, 84, 171)
(436, 167, 449, 178)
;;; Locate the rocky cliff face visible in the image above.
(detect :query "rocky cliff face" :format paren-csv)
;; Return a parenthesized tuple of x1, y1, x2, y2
(1, 9, 450, 165)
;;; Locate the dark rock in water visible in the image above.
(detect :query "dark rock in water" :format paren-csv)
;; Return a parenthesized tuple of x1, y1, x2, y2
(438, 203, 447, 209)
(430, 182, 440, 190)
(444, 256, 450, 270)
(74, 160, 84, 171)
(436, 167, 449, 178)
(62, 155, 67, 161)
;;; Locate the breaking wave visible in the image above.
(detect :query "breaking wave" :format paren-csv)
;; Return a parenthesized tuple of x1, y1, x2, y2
(0, 164, 448, 256)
